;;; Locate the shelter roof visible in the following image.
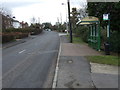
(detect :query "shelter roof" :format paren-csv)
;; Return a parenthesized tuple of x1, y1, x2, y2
(81, 16, 99, 22)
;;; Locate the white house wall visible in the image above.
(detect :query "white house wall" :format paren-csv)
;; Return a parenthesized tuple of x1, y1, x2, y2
(13, 22, 21, 28)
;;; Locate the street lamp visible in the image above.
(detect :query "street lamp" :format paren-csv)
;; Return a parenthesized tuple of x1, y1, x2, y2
(67, 0, 72, 43)
(61, 2, 68, 34)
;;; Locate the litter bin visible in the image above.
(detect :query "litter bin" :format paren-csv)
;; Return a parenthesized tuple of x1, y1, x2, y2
(104, 42, 110, 55)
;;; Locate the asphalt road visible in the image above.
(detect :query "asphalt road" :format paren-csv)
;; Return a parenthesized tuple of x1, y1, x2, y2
(2, 31, 60, 88)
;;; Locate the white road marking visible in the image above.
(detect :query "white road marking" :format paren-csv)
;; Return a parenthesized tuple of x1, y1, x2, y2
(52, 43, 61, 88)
(19, 50, 26, 54)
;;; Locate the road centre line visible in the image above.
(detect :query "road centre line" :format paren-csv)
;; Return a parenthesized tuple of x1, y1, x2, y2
(19, 50, 26, 54)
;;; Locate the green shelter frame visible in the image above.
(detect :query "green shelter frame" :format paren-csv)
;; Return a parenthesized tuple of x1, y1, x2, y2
(79, 16, 101, 51)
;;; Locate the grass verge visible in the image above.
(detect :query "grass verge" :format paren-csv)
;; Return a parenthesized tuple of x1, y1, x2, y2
(86, 55, 119, 66)
(73, 36, 86, 44)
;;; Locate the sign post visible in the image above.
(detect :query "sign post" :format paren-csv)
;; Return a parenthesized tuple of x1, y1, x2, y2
(103, 14, 110, 55)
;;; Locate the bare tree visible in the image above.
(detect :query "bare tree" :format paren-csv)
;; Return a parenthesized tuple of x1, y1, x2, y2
(0, 4, 13, 30)
(30, 17, 37, 24)
(0, 3, 12, 17)
(78, 8, 88, 19)
(30, 17, 41, 25)
(77, 3, 88, 20)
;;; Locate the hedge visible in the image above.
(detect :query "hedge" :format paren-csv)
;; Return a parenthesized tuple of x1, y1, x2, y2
(2, 26, 43, 43)
(3, 28, 43, 35)
(2, 33, 15, 43)
(2, 32, 28, 43)
(3, 28, 32, 33)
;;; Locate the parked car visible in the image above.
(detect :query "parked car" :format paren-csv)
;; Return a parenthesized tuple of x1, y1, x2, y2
(45, 29, 51, 31)
(48, 29, 51, 31)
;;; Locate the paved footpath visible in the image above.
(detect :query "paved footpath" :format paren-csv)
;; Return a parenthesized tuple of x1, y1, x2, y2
(55, 35, 118, 89)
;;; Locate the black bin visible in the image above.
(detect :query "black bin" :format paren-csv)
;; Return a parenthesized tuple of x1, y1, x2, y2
(104, 42, 110, 55)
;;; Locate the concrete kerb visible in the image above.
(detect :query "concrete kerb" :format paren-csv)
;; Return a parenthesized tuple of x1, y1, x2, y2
(52, 34, 65, 88)
(2, 40, 25, 49)
(2, 35, 36, 49)
(52, 42, 61, 89)
(89, 62, 97, 88)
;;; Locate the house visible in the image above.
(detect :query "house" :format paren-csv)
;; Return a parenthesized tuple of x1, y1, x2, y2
(20, 21, 29, 28)
(0, 14, 2, 31)
(13, 20, 21, 28)
(1, 14, 28, 29)
(1, 14, 13, 30)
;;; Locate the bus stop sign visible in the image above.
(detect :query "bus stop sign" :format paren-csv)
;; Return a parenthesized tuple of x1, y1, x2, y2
(103, 14, 109, 20)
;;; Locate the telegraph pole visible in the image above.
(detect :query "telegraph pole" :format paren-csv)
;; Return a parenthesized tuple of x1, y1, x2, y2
(67, 0, 72, 43)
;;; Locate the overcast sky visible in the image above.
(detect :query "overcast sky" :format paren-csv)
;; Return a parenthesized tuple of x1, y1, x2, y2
(0, 0, 87, 25)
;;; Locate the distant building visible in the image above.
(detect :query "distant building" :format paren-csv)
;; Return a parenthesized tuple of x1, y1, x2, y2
(1, 14, 29, 30)
(0, 14, 2, 31)
(20, 21, 29, 28)
(13, 20, 21, 28)
(1, 14, 13, 30)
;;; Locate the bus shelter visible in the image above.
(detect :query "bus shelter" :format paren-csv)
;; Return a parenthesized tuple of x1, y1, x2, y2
(79, 16, 101, 51)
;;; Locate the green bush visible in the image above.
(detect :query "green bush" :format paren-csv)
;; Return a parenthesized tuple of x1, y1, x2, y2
(75, 25, 120, 53)
(75, 26, 89, 42)
(82, 29, 89, 43)
(30, 28, 43, 35)
(110, 31, 120, 53)
(100, 28, 120, 53)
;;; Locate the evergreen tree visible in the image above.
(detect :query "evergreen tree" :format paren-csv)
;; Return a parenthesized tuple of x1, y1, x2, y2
(70, 8, 79, 33)
(87, 2, 120, 31)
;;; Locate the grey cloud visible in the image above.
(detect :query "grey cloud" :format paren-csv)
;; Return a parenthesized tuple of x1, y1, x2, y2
(2, 1, 44, 9)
